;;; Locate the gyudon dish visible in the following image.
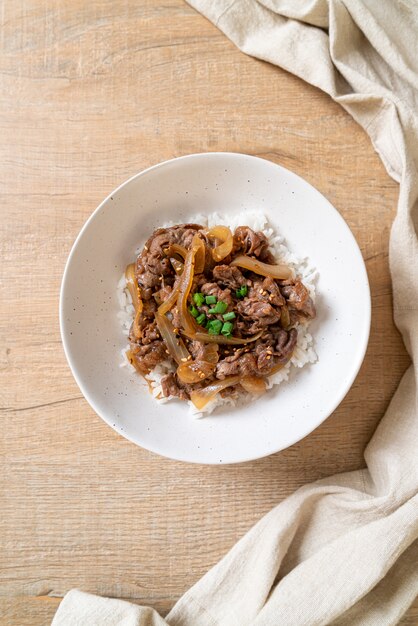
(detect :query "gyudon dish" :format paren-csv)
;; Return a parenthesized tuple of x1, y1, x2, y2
(119, 215, 317, 413)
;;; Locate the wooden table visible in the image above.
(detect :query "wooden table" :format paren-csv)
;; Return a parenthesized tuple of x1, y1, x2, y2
(1, 1, 416, 624)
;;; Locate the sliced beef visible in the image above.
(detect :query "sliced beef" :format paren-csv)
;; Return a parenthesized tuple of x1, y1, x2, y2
(262, 277, 285, 307)
(216, 328, 297, 379)
(187, 340, 219, 363)
(212, 265, 248, 290)
(233, 226, 275, 262)
(253, 332, 276, 370)
(143, 298, 157, 317)
(216, 343, 268, 379)
(237, 299, 280, 327)
(281, 280, 316, 319)
(255, 329, 297, 369)
(136, 224, 203, 294)
(274, 327, 298, 360)
(216, 352, 260, 379)
(131, 340, 167, 375)
(155, 284, 173, 305)
(236, 282, 281, 333)
(140, 321, 160, 345)
(200, 282, 233, 307)
(161, 372, 189, 400)
(161, 371, 211, 400)
(128, 299, 158, 343)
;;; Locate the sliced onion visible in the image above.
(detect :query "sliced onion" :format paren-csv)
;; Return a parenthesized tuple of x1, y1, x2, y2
(231, 255, 293, 280)
(125, 263, 141, 310)
(177, 360, 215, 384)
(158, 281, 180, 315)
(240, 376, 267, 396)
(164, 243, 187, 260)
(207, 225, 233, 261)
(190, 376, 241, 410)
(132, 305, 144, 339)
(182, 330, 263, 345)
(177, 234, 201, 334)
(125, 263, 143, 338)
(126, 348, 150, 377)
(194, 236, 206, 273)
(155, 311, 190, 365)
(165, 238, 205, 273)
(170, 257, 184, 274)
(267, 361, 285, 376)
(280, 305, 290, 329)
(201, 343, 219, 364)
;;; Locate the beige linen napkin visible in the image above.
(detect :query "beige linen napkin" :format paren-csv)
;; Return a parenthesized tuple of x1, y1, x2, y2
(52, 1, 418, 624)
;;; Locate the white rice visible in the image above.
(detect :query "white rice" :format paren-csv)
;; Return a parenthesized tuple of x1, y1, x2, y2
(117, 211, 318, 416)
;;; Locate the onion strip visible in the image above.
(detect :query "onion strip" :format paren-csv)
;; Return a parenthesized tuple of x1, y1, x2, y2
(155, 312, 190, 365)
(206, 225, 233, 262)
(280, 305, 291, 329)
(231, 255, 293, 280)
(194, 236, 206, 273)
(240, 376, 267, 396)
(267, 348, 296, 376)
(177, 235, 201, 334)
(125, 264, 143, 339)
(126, 348, 143, 373)
(158, 282, 181, 315)
(125, 263, 141, 311)
(165, 240, 205, 274)
(190, 376, 241, 410)
(170, 257, 184, 274)
(132, 305, 144, 339)
(164, 243, 187, 260)
(126, 347, 152, 378)
(182, 329, 263, 345)
(177, 360, 215, 384)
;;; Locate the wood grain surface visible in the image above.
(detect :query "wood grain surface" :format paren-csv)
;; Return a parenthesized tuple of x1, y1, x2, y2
(0, 1, 416, 624)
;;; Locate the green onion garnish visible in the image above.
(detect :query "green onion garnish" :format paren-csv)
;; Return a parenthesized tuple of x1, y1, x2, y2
(223, 311, 236, 321)
(205, 295, 217, 305)
(236, 285, 248, 298)
(221, 321, 233, 336)
(207, 319, 223, 335)
(189, 305, 199, 318)
(193, 292, 205, 306)
(196, 313, 206, 325)
(213, 300, 228, 314)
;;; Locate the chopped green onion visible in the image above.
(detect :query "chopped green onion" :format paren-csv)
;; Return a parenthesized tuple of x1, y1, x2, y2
(223, 311, 236, 321)
(205, 295, 217, 305)
(213, 300, 228, 314)
(207, 308, 217, 315)
(193, 292, 205, 306)
(196, 313, 206, 325)
(221, 322, 233, 336)
(207, 319, 223, 335)
(189, 305, 199, 318)
(235, 284, 248, 298)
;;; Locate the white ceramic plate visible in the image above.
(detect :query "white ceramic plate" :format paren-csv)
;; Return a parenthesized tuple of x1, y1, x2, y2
(60, 153, 370, 464)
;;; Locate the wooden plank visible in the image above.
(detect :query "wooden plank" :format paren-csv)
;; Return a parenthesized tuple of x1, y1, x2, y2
(0, 595, 417, 624)
(0, 0, 413, 623)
